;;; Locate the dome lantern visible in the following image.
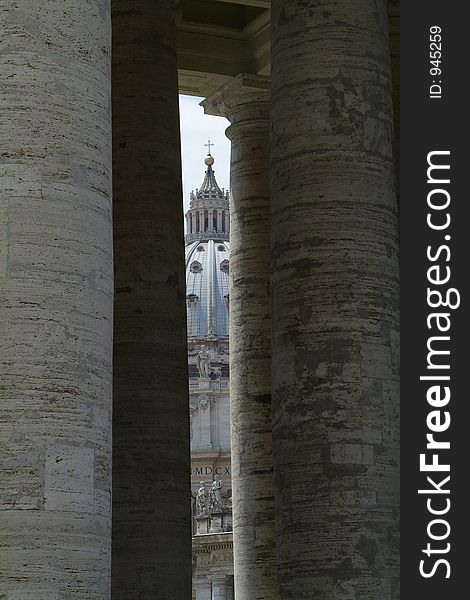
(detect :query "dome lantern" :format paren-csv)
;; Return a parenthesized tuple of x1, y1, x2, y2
(185, 142, 230, 244)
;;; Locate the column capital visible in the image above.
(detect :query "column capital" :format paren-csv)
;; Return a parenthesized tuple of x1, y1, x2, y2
(200, 73, 270, 123)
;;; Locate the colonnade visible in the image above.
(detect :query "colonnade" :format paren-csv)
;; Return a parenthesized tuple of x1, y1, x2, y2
(185, 207, 230, 236)
(0, 0, 399, 599)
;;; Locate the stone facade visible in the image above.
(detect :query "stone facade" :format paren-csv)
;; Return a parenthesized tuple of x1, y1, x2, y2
(186, 156, 235, 599)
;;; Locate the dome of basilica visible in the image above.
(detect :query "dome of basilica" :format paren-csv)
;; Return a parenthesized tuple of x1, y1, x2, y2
(185, 152, 230, 339)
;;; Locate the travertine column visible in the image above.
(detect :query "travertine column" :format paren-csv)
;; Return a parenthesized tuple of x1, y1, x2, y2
(112, 1, 191, 598)
(271, 1, 399, 598)
(199, 209, 205, 232)
(203, 74, 277, 600)
(217, 209, 223, 232)
(192, 211, 197, 235)
(388, 0, 400, 195)
(0, 1, 112, 597)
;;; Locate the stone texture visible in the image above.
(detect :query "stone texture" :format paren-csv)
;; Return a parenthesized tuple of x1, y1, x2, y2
(0, 1, 113, 597)
(193, 579, 212, 600)
(192, 532, 234, 598)
(203, 74, 277, 600)
(270, 1, 399, 598)
(212, 574, 228, 600)
(388, 0, 400, 195)
(112, 0, 191, 597)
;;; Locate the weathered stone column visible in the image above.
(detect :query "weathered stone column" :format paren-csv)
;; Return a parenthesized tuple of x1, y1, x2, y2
(203, 74, 277, 600)
(271, 1, 399, 598)
(112, 1, 191, 598)
(388, 0, 400, 195)
(0, 1, 112, 597)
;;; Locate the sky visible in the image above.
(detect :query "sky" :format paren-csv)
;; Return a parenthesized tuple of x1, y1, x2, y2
(179, 95, 230, 214)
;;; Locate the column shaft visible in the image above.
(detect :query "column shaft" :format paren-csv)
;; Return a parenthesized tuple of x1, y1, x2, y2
(0, 1, 113, 597)
(271, 1, 399, 598)
(112, 1, 191, 597)
(389, 0, 400, 195)
(203, 74, 277, 600)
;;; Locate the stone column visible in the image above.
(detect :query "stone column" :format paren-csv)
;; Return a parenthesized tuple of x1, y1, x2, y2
(388, 0, 400, 195)
(199, 209, 205, 232)
(194, 578, 212, 600)
(271, 1, 399, 598)
(0, 1, 112, 597)
(202, 74, 277, 600)
(112, 1, 191, 598)
(192, 211, 197, 235)
(217, 209, 223, 232)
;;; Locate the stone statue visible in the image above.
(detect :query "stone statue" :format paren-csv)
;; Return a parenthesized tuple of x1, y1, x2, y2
(209, 476, 224, 510)
(196, 345, 211, 379)
(195, 481, 209, 515)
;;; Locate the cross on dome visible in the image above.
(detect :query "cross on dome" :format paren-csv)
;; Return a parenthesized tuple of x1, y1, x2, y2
(204, 139, 214, 154)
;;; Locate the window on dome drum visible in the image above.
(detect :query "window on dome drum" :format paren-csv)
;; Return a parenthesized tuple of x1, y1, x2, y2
(197, 245, 205, 252)
(186, 294, 199, 304)
(220, 260, 229, 275)
(190, 261, 203, 274)
(217, 245, 225, 252)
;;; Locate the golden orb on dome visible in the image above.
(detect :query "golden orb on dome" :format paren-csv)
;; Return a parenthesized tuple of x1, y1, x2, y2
(204, 154, 214, 166)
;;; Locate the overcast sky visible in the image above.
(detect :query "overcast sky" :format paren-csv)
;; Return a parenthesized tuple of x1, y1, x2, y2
(179, 95, 230, 214)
